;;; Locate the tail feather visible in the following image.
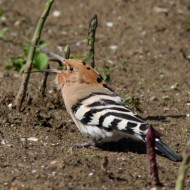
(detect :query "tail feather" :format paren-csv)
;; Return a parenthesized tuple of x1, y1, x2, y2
(155, 139, 182, 162)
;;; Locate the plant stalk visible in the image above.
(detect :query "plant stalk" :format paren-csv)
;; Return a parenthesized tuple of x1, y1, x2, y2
(175, 139, 190, 190)
(86, 14, 98, 68)
(146, 126, 163, 187)
(39, 64, 50, 97)
(64, 44, 70, 59)
(14, 0, 54, 111)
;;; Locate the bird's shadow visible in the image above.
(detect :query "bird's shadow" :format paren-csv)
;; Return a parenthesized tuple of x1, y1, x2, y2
(90, 114, 185, 159)
(96, 138, 169, 160)
(97, 138, 146, 154)
(145, 114, 186, 122)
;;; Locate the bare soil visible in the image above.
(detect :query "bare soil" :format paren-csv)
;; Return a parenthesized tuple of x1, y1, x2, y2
(0, 0, 190, 189)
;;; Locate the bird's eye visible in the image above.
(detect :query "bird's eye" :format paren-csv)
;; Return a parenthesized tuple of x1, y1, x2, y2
(69, 67, 73, 71)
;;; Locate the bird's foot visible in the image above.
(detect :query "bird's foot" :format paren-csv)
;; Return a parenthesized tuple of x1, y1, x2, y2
(72, 140, 99, 149)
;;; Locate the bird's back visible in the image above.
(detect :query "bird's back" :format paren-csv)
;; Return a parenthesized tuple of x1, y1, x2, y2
(65, 83, 149, 142)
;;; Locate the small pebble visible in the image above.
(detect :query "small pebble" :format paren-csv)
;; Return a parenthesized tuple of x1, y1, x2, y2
(162, 96, 170, 100)
(27, 137, 38, 142)
(8, 103, 12, 109)
(31, 170, 37, 173)
(106, 22, 113, 27)
(88, 172, 94, 176)
(150, 96, 157, 101)
(170, 83, 178, 90)
(50, 160, 57, 165)
(154, 7, 168, 14)
(1, 139, 6, 145)
(53, 10, 61, 17)
(110, 45, 118, 50)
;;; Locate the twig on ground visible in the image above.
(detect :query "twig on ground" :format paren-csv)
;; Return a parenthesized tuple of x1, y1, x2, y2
(101, 156, 108, 173)
(39, 64, 50, 97)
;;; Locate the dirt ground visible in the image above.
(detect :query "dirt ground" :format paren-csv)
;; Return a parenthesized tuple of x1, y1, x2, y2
(0, 0, 190, 189)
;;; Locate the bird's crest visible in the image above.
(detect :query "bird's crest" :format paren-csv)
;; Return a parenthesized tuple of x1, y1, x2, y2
(35, 46, 108, 88)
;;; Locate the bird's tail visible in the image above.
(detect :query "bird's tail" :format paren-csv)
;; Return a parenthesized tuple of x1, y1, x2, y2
(155, 139, 182, 162)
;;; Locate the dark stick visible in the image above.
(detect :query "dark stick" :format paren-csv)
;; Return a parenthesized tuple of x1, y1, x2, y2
(86, 15, 98, 68)
(14, 0, 54, 111)
(146, 126, 163, 187)
(39, 64, 50, 97)
(101, 156, 108, 173)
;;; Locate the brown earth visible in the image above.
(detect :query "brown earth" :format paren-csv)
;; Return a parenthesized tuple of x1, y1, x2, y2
(0, 0, 190, 189)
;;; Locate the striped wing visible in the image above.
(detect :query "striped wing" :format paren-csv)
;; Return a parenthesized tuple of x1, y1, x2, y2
(71, 92, 149, 140)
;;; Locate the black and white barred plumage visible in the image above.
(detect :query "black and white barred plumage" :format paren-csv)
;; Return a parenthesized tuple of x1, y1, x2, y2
(70, 90, 182, 162)
(72, 92, 147, 141)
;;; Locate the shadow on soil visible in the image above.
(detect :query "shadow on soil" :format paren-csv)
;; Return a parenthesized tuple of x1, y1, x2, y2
(145, 114, 187, 122)
(97, 138, 147, 154)
(95, 138, 180, 161)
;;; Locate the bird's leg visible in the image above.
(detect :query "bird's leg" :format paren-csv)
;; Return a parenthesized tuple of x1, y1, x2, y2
(72, 140, 99, 149)
(68, 140, 97, 154)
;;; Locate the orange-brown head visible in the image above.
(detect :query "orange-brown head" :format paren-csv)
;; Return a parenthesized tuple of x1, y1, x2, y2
(35, 46, 109, 90)
(56, 59, 106, 89)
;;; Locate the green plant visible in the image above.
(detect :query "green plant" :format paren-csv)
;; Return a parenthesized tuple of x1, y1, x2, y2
(98, 66, 111, 82)
(5, 42, 49, 73)
(124, 96, 141, 112)
(186, 19, 190, 26)
(33, 48, 49, 71)
(175, 139, 190, 190)
(5, 56, 26, 72)
(0, 27, 10, 39)
(14, 0, 54, 111)
(86, 15, 98, 68)
(13, 1, 99, 111)
(0, 8, 3, 17)
(63, 44, 70, 59)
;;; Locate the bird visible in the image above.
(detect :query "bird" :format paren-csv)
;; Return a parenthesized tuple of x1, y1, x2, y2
(36, 46, 182, 162)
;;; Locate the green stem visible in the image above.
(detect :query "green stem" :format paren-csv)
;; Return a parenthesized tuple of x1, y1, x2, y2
(175, 140, 190, 190)
(64, 44, 70, 59)
(14, 0, 54, 111)
(86, 15, 98, 68)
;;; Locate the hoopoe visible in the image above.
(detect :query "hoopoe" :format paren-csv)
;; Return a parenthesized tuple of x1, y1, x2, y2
(37, 47, 182, 162)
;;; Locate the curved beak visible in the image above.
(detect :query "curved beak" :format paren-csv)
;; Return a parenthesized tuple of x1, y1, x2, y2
(27, 45, 67, 74)
(25, 69, 61, 74)
(36, 46, 66, 66)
